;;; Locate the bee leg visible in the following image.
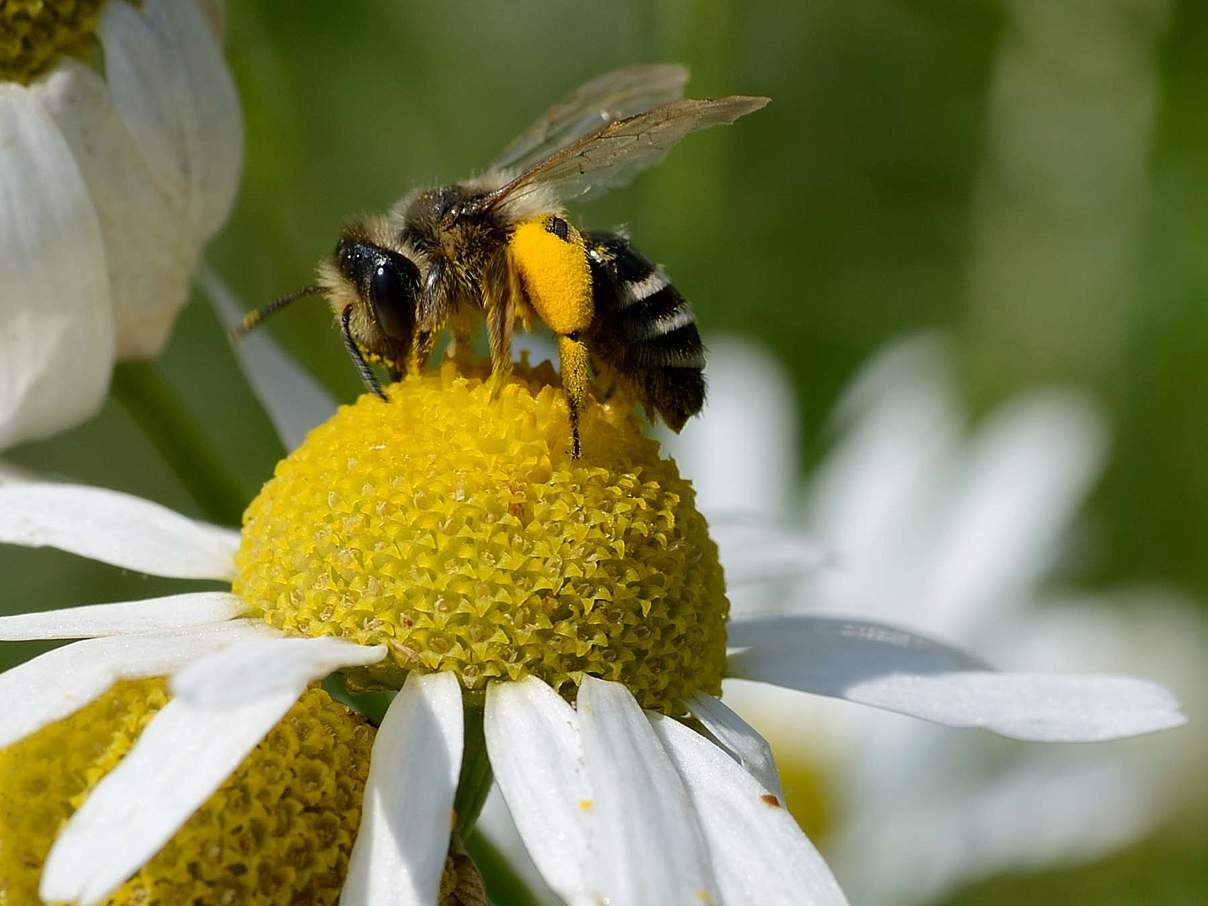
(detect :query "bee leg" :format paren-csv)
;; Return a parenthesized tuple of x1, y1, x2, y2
(408, 329, 438, 375)
(557, 333, 590, 459)
(444, 308, 477, 367)
(444, 329, 472, 368)
(485, 263, 517, 398)
(341, 305, 386, 400)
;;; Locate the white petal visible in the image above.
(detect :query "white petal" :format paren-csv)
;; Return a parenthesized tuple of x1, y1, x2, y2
(342, 672, 463, 906)
(0, 458, 39, 484)
(728, 613, 987, 681)
(650, 714, 848, 906)
(0, 591, 244, 640)
(171, 636, 386, 706)
(707, 511, 828, 587)
(576, 677, 717, 905)
(0, 85, 114, 449)
(841, 672, 1186, 742)
(917, 392, 1106, 637)
(836, 750, 1167, 906)
(660, 335, 799, 516)
(41, 686, 299, 906)
(473, 788, 559, 905)
(201, 267, 338, 450)
(0, 482, 240, 579)
(728, 615, 1186, 741)
(96, 1, 185, 203)
(485, 677, 597, 905)
(100, 0, 243, 242)
(799, 335, 960, 618)
(686, 692, 784, 799)
(140, 0, 242, 239)
(0, 620, 275, 749)
(33, 58, 197, 358)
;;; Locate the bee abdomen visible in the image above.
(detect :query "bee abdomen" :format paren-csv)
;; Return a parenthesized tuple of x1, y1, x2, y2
(586, 231, 706, 431)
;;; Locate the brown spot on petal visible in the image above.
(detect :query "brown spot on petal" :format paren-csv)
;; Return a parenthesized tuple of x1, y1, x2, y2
(760, 793, 782, 808)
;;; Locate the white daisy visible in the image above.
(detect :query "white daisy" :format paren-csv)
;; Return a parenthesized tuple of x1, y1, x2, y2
(0, 346, 1185, 905)
(666, 333, 1207, 904)
(0, 0, 241, 449)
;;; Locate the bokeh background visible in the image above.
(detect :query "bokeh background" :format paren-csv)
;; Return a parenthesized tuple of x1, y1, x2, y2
(4, 1, 1207, 902)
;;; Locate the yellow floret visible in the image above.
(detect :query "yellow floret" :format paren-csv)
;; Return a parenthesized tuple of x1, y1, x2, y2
(0, 681, 374, 905)
(234, 361, 729, 712)
(0, 0, 103, 84)
(508, 216, 594, 335)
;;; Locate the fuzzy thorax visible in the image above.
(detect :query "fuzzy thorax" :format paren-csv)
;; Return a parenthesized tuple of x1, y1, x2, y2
(234, 361, 729, 712)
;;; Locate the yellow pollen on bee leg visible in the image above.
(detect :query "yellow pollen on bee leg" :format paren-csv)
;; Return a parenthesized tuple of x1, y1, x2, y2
(358, 343, 399, 372)
(509, 216, 594, 335)
(0, 0, 105, 84)
(557, 334, 591, 403)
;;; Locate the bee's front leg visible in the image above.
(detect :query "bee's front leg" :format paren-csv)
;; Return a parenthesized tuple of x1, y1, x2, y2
(408, 329, 438, 375)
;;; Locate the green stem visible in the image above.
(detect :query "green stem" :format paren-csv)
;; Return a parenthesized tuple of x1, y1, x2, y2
(321, 674, 395, 725)
(112, 361, 247, 526)
(454, 706, 494, 834)
(464, 829, 544, 906)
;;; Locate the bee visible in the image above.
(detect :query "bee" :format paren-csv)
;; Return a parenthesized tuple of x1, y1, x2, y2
(235, 64, 769, 457)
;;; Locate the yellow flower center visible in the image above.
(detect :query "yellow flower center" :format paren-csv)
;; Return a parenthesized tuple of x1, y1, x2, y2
(0, 680, 374, 905)
(0, 0, 104, 84)
(234, 363, 729, 712)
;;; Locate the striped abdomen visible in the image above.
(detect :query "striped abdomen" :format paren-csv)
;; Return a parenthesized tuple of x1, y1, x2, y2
(585, 231, 705, 431)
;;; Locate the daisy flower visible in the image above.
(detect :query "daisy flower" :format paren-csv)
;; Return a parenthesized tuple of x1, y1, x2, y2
(0, 354, 1186, 905)
(1, 677, 382, 904)
(0, 0, 241, 449)
(666, 333, 1208, 904)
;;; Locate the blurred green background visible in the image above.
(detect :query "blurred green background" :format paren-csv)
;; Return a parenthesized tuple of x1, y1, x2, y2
(4, 0, 1208, 902)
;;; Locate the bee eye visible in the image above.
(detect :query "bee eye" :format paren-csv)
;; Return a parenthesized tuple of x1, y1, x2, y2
(368, 256, 419, 340)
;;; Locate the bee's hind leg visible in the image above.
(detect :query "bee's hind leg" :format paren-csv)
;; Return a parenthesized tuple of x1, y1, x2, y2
(557, 333, 591, 459)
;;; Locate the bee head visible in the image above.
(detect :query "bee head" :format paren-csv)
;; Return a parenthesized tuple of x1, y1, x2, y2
(333, 236, 421, 343)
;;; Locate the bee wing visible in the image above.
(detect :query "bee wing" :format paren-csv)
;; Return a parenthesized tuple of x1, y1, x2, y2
(488, 64, 690, 175)
(477, 95, 770, 213)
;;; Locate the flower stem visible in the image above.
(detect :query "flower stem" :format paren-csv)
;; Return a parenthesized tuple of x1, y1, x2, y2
(112, 361, 248, 526)
(454, 706, 494, 834)
(464, 829, 543, 906)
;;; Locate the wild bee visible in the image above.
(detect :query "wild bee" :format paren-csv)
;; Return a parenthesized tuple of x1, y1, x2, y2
(236, 64, 769, 457)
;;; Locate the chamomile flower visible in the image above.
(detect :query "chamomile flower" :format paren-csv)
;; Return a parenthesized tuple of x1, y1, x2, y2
(1, 679, 378, 904)
(668, 334, 1208, 904)
(0, 360, 1186, 905)
(0, 0, 241, 448)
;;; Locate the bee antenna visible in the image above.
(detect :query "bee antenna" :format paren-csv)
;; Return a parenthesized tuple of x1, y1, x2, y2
(231, 284, 324, 341)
